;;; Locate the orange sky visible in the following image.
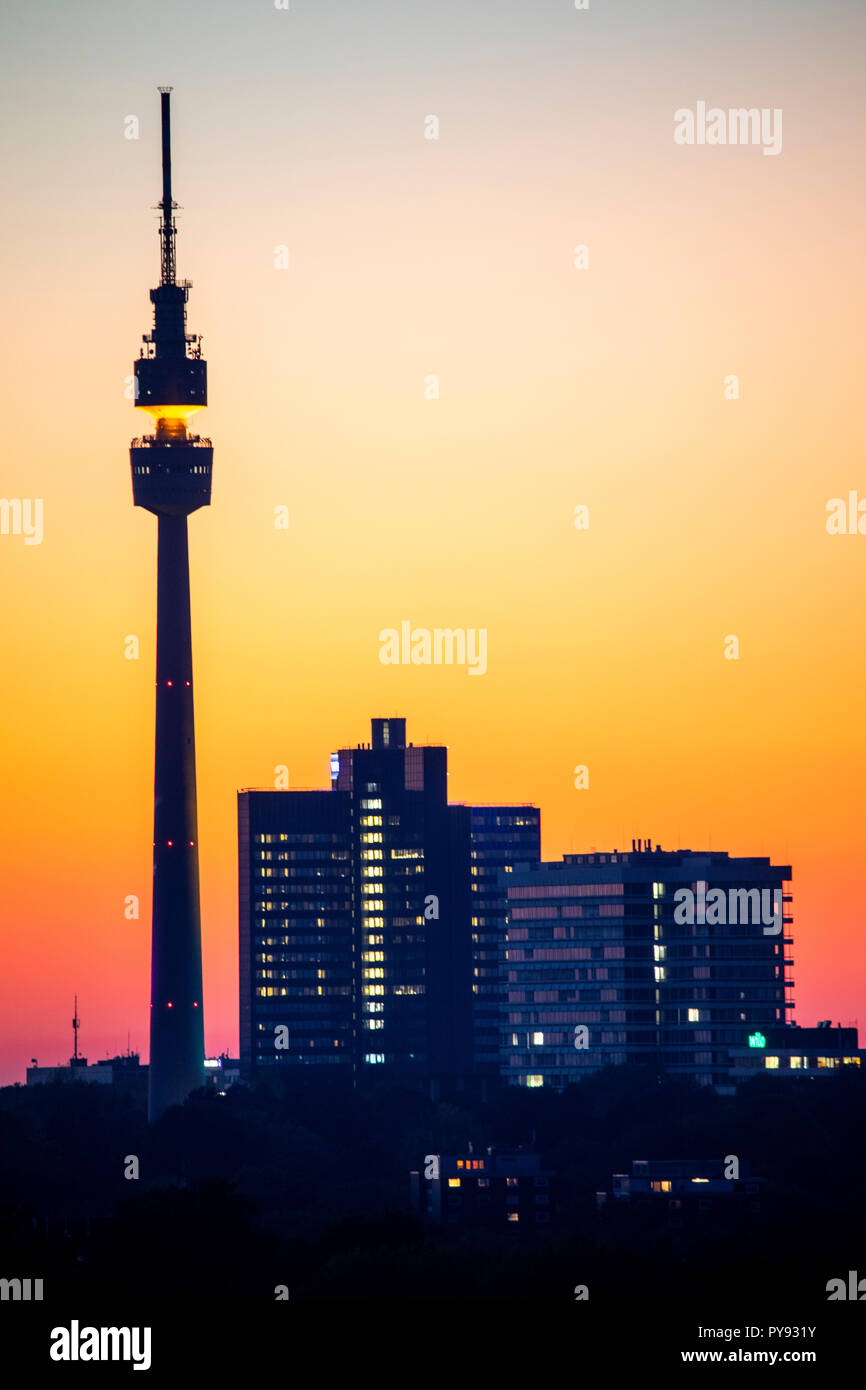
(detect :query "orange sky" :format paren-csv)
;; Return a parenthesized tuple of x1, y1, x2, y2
(1, 0, 864, 1081)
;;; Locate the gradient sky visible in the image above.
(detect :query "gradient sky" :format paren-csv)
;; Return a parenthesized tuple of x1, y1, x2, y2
(1, 0, 864, 1083)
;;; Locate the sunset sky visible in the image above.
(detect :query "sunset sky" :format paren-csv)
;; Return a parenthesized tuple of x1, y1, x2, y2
(1, 0, 864, 1084)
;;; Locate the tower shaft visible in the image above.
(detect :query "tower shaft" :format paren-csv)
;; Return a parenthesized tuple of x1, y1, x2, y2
(148, 514, 205, 1118)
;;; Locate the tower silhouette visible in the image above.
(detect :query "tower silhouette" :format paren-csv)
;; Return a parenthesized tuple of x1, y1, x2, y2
(130, 88, 211, 1121)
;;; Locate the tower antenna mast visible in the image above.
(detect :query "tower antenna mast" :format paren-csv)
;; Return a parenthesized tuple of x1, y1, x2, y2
(158, 87, 177, 286)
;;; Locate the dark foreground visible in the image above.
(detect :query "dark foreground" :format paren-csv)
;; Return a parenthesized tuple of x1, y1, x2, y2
(1, 1066, 864, 1369)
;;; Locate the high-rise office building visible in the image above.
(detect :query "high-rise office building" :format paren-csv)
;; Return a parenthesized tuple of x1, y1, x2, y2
(502, 843, 792, 1088)
(129, 90, 212, 1121)
(240, 719, 527, 1083)
(334, 717, 473, 1080)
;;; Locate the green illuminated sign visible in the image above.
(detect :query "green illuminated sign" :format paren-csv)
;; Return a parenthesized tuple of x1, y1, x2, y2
(748, 1031, 766, 1049)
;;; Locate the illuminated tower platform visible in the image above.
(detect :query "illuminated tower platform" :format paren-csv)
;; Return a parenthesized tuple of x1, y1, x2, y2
(130, 88, 211, 1121)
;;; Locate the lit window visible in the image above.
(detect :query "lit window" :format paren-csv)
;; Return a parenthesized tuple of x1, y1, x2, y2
(525, 1074, 543, 1088)
(764, 1056, 779, 1069)
(363, 1053, 385, 1064)
(688, 1009, 700, 1022)
(448, 1178, 461, 1188)
(532, 1031, 544, 1046)
(506, 1212, 519, 1222)
(650, 1180, 672, 1193)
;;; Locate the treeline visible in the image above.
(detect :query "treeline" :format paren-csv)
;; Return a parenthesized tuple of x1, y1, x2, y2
(1, 1066, 864, 1302)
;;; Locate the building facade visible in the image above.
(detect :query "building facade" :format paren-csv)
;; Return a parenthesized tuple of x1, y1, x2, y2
(469, 806, 541, 1074)
(238, 789, 353, 1076)
(501, 842, 793, 1088)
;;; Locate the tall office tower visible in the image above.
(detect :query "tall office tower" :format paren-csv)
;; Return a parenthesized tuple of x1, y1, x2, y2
(130, 90, 212, 1121)
(469, 807, 541, 1074)
(334, 718, 473, 1081)
(239, 718, 497, 1083)
(501, 844, 792, 1090)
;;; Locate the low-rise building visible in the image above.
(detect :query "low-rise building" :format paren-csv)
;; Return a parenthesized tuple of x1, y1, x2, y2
(726, 1021, 862, 1083)
(597, 1157, 764, 1213)
(411, 1149, 555, 1227)
(26, 1052, 146, 1098)
(203, 1054, 242, 1093)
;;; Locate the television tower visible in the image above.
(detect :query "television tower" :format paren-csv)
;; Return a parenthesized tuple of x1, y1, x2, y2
(130, 88, 211, 1121)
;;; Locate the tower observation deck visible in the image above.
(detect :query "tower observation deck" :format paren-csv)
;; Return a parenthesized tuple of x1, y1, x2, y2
(130, 88, 210, 1121)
